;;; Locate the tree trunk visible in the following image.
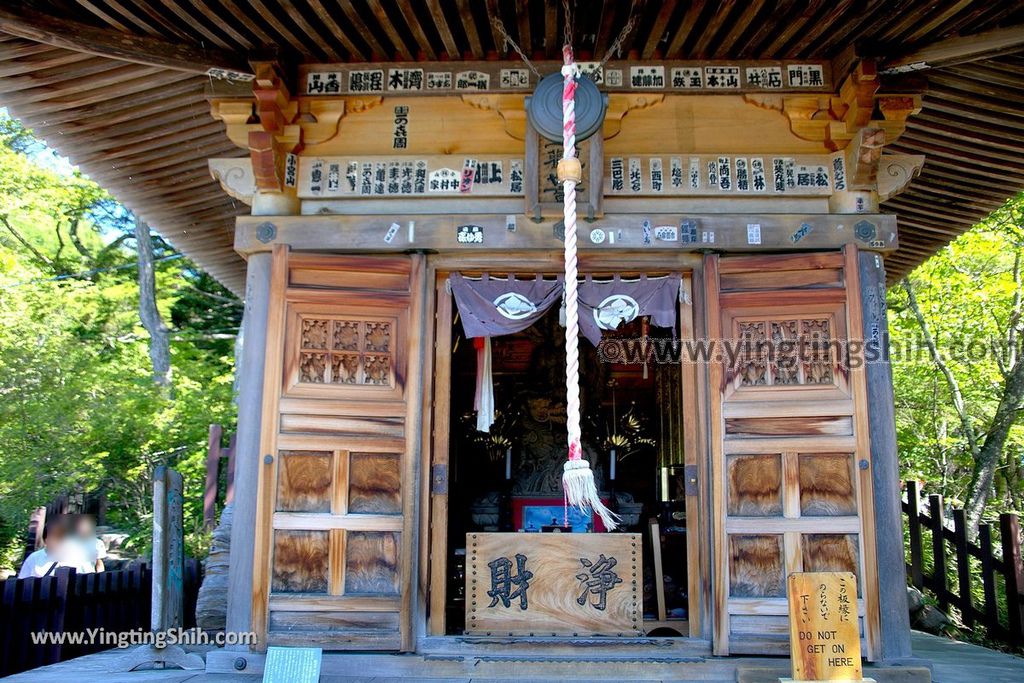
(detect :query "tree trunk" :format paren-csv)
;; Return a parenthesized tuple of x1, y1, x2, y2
(134, 216, 172, 388)
(964, 357, 1024, 533)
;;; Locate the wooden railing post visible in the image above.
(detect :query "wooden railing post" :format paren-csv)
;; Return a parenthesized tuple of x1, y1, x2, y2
(928, 493, 948, 611)
(952, 509, 973, 628)
(978, 523, 999, 636)
(1, 578, 17, 676)
(203, 423, 223, 530)
(225, 432, 237, 506)
(906, 480, 924, 587)
(1000, 513, 1024, 640)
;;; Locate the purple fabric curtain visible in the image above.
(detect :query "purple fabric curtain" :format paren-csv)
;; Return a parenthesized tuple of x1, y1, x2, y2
(578, 273, 681, 345)
(449, 273, 563, 338)
(448, 272, 681, 345)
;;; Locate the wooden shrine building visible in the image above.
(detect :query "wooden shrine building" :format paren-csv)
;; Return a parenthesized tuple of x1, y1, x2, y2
(1, 1, 1023, 678)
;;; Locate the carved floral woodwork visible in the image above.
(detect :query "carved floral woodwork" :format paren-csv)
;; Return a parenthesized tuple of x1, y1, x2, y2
(297, 316, 394, 387)
(771, 320, 800, 385)
(801, 318, 834, 385)
(737, 321, 768, 386)
(734, 316, 834, 387)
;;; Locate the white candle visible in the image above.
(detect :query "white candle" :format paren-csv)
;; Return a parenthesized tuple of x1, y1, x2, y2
(505, 447, 511, 480)
(610, 448, 616, 481)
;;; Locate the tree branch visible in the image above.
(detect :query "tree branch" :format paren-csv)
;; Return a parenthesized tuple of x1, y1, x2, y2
(53, 222, 65, 263)
(94, 232, 133, 262)
(902, 277, 981, 459)
(0, 214, 54, 270)
(1009, 248, 1024, 371)
(67, 215, 94, 262)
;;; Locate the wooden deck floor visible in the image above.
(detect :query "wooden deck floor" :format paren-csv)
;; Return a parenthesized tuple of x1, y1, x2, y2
(2, 632, 1020, 682)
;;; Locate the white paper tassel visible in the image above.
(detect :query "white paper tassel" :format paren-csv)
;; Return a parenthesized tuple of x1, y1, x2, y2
(474, 337, 495, 432)
(563, 459, 619, 530)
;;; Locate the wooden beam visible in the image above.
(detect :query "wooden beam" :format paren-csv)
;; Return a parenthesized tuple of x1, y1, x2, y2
(455, 0, 484, 59)
(642, 0, 677, 59)
(426, 0, 460, 59)
(234, 212, 899, 256)
(0, 4, 252, 79)
(882, 23, 1024, 74)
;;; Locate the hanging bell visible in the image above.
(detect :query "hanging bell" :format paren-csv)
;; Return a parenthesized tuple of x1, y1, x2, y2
(525, 71, 608, 143)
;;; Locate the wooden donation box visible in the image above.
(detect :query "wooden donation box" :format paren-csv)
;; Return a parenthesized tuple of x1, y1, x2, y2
(466, 533, 642, 636)
(785, 572, 873, 683)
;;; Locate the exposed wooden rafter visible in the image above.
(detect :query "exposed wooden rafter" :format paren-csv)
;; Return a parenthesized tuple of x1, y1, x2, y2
(0, 3, 252, 79)
(882, 23, 1024, 74)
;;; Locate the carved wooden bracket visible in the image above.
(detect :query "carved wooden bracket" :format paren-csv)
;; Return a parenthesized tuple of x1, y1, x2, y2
(461, 94, 527, 139)
(876, 154, 926, 201)
(253, 62, 291, 132)
(208, 158, 256, 205)
(743, 60, 922, 152)
(604, 93, 665, 139)
(461, 92, 664, 142)
(210, 62, 356, 192)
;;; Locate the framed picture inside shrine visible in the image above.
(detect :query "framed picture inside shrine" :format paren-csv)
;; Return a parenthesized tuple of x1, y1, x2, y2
(513, 497, 610, 532)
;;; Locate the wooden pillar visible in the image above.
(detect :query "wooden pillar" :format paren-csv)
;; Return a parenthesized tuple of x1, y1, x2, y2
(224, 249, 273, 647)
(858, 251, 914, 661)
(152, 466, 185, 631)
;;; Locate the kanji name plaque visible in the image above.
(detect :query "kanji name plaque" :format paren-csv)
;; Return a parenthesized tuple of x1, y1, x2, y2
(466, 532, 642, 636)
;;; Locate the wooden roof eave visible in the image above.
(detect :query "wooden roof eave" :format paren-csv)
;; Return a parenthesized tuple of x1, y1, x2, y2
(0, 2, 1022, 290)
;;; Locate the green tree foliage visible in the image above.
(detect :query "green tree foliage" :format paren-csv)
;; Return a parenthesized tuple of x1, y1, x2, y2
(889, 193, 1024, 528)
(0, 115, 241, 569)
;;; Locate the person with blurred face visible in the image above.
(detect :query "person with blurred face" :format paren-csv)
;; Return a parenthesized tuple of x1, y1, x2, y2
(72, 514, 106, 573)
(18, 516, 73, 578)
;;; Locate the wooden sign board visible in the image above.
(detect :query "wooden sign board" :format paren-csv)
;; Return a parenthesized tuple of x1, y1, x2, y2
(466, 532, 641, 636)
(263, 646, 322, 683)
(298, 60, 833, 97)
(785, 572, 870, 682)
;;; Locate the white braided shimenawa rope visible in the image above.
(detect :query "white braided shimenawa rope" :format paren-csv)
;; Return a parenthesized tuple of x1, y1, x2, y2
(560, 44, 618, 531)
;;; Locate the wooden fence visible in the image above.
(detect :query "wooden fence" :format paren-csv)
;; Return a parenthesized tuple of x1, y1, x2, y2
(0, 559, 201, 677)
(903, 480, 1024, 644)
(203, 423, 236, 530)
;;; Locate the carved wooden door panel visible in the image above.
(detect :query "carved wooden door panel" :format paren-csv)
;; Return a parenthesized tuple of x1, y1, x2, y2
(706, 250, 879, 659)
(252, 249, 425, 651)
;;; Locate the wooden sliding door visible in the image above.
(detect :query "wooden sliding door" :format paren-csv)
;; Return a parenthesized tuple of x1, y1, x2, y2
(706, 248, 879, 658)
(252, 248, 426, 651)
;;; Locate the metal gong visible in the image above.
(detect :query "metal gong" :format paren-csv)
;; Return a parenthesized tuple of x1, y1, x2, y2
(525, 71, 608, 143)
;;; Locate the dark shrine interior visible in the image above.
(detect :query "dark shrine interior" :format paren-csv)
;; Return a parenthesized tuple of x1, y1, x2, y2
(444, 296, 690, 635)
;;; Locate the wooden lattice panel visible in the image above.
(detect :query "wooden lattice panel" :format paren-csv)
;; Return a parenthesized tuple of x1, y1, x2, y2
(296, 316, 395, 387)
(732, 315, 835, 388)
